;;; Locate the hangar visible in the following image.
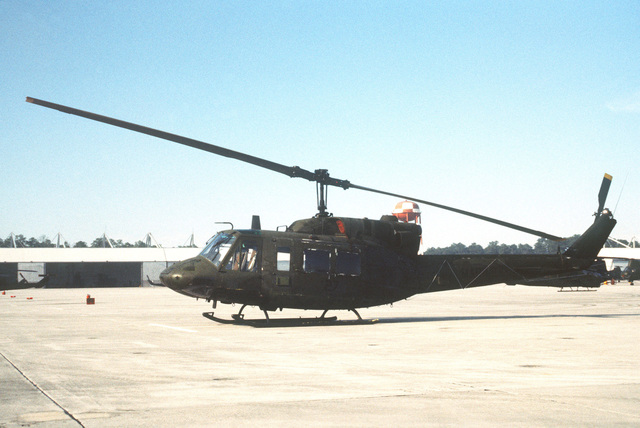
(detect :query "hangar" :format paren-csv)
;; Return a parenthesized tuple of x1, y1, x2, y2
(0, 247, 200, 288)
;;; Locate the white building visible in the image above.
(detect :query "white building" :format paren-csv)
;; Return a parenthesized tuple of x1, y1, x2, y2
(0, 247, 200, 287)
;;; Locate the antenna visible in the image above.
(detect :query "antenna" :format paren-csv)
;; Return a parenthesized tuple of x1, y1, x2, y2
(102, 233, 115, 248)
(182, 233, 196, 248)
(144, 233, 162, 248)
(607, 237, 632, 248)
(54, 232, 67, 248)
(613, 171, 629, 215)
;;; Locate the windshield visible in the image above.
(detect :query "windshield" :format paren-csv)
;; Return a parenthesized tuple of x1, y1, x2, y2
(200, 233, 236, 268)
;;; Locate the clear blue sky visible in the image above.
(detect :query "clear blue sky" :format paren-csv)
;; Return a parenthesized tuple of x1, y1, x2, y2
(1, 1, 639, 248)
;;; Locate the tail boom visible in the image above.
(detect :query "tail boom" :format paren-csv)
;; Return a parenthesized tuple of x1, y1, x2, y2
(415, 210, 616, 292)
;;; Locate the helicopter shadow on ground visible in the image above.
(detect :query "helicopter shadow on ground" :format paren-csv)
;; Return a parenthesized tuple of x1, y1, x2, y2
(226, 312, 640, 328)
(372, 312, 640, 325)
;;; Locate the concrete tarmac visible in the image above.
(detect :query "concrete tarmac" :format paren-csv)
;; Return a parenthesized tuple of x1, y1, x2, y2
(1, 284, 639, 427)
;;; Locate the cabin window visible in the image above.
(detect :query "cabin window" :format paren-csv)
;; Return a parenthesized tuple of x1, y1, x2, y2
(226, 241, 259, 272)
(303, 249, 331, 273)
(200, 233, 236, 268)
(336, 250, 361, 276)
(277, 247, 291, 272)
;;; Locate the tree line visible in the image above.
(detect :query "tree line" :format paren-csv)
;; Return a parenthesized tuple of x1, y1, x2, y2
(0, 234, 148, 248)
(423, 235, 639, 255)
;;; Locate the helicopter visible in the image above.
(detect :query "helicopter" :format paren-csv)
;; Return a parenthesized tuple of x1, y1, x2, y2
(623, 260, 639, 284)
(27, 97, 617, 325)
(0, 271, 50, 292)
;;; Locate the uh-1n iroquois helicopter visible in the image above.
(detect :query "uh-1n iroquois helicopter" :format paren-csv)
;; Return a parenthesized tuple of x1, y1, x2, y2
(27, 97, 617, 326)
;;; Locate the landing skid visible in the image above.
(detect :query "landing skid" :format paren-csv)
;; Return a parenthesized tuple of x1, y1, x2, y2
(558, 287, 598, 292)
(201, 310, 377, 328)
(202, 312, 339, 327)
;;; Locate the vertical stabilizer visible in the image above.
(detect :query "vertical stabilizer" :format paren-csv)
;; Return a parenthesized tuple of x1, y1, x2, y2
(564, 210, 616, 262)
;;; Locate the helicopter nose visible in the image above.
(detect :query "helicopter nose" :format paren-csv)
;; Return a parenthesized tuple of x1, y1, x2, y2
(160, 265, 188, 290)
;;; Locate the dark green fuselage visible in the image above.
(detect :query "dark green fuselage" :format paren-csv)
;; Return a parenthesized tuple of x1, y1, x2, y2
(161, 212, 616, 312)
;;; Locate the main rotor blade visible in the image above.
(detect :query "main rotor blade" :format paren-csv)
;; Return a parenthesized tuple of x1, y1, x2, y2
(349, 183, 564, 241)
(27, 97, 563, 241)
(26, 97, 317, 182)
(597, 173, 612, 213)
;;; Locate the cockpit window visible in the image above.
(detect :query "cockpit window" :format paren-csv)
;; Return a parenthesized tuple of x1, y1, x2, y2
(200, 233, 236, 268)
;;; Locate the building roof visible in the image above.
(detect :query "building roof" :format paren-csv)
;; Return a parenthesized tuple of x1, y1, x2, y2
(598, 248, 640, 260)
(0, 247, 200, 263)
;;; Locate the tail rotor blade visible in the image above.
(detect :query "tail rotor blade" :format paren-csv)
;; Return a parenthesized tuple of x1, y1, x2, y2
(597, 173, 612, 213)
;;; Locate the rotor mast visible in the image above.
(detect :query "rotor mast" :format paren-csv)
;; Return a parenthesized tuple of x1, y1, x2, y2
(315, 169, 330, 217)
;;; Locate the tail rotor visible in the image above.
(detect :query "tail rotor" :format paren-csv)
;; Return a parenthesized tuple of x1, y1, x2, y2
(596, 173, 612, 217)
